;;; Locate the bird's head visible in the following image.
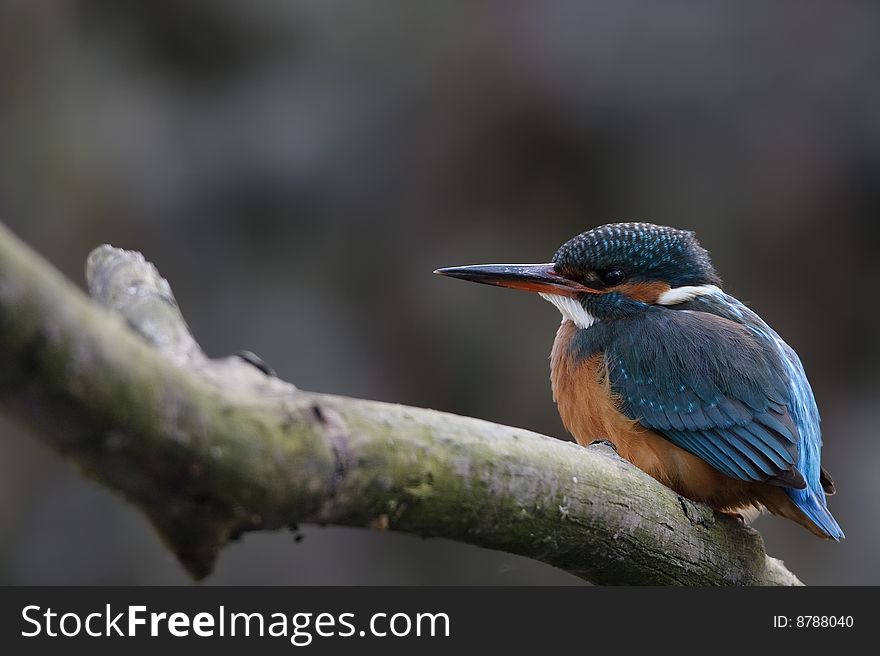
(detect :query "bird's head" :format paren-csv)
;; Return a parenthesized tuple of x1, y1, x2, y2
(435, 222, 721, 327)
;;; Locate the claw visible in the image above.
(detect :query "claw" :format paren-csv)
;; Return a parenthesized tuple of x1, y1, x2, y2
(589, 438, 618, 454)
(235, 350, 277, 377)
(720, 510, 746, 524)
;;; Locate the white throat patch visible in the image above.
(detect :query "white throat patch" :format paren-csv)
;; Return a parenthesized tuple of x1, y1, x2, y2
(539, 293, 597, 329)
(655, 284, 721, 306)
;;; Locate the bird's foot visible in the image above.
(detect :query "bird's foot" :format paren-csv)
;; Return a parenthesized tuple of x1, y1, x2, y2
(234, 350, 277, 377)
(678, 496, 713, 527)
(720, 510, 746, 524)
(589, 438, 618, 454)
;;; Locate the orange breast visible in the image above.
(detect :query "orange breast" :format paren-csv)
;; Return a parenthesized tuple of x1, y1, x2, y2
(550, 320, 672, 482)
(548, 319, 811, 523)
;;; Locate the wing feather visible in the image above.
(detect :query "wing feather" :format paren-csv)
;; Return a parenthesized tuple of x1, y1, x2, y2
(606, 309, 804, 488)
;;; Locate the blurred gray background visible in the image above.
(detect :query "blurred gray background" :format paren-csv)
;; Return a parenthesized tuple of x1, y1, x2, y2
(0, 1, 877, 585)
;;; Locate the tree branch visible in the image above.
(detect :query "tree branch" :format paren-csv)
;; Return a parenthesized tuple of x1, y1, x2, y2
(0, 222, 802, 585)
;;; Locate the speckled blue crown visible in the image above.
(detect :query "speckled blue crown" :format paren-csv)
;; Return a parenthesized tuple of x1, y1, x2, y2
(553, 222, 720, 287)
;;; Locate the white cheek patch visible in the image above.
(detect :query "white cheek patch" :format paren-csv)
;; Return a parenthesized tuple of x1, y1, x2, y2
(539, 293, 598, 329)
(655, 284, 722, 306)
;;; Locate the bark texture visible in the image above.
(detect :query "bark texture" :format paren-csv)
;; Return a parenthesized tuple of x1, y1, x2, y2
(0, 223, 802, 585)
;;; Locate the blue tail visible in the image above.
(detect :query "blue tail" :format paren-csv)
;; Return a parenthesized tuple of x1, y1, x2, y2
(786, 487, 844, 540)
(764, 330, 844, 541)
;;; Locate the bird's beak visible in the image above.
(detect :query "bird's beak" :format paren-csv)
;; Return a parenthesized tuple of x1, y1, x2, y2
(434, 263, 597, 296)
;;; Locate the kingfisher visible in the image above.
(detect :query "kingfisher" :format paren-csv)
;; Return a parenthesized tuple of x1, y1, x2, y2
(436, 222, 843, 539)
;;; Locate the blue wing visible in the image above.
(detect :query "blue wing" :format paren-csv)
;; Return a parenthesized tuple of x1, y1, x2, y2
(601, 308, 805, 488)
(569, 292, 843, 539)
(675, 292, 843, 539)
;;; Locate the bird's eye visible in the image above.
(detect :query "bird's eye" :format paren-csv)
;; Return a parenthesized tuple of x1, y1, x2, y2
(600, 268, 626, 286)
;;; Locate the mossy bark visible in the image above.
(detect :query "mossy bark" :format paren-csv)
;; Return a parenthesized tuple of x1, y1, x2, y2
(0, 223, 801, 585)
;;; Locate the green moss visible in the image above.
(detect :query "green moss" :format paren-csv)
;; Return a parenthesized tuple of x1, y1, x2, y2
(0, 229, 802, 585)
